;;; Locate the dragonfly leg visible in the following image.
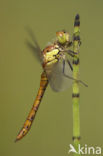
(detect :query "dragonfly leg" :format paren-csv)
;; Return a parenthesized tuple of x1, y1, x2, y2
(67, 59, 73, 71)
(63, 59, 73, 75)
(67, 50, 79, 57)
(63, 59, 65, 74)
(62, 60, 74, 80)
(62, 60, 88, 87)
(63, 59, 73, 74)
(67, 41, 73, 47)
(62, 49, 78, 57)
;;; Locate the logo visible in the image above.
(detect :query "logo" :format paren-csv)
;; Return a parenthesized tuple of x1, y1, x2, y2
(68, 144, 102, 155)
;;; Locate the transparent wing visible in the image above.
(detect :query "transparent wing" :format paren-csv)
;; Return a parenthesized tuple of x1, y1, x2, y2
(25, 27, 43, 63)
(47, 59, 73, 92)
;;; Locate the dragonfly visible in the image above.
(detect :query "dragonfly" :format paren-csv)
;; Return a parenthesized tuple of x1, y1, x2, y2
(15, 17, 86, 142)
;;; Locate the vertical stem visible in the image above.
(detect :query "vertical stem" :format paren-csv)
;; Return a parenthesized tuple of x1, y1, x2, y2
(72, 14, 81, 155)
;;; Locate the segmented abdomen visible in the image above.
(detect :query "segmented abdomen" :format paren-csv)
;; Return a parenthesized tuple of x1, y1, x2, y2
(15, 71, 48, 141)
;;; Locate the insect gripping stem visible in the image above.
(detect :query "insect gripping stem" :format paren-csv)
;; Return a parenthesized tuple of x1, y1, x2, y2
(72, 14, 81, 156)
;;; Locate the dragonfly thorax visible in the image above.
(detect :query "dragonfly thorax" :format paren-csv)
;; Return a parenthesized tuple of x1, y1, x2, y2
(42, 45, 61, 68)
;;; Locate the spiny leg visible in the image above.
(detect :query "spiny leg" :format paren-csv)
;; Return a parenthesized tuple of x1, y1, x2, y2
(66, 50, 79, 57)
(67, 59, 73, 71)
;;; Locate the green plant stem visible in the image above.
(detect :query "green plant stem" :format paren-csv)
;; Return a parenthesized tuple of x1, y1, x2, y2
(72, 14, 81, 156)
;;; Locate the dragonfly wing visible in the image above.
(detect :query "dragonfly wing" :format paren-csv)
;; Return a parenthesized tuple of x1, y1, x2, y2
(25, 27, 43, 63)
(47, 59, 73, 92)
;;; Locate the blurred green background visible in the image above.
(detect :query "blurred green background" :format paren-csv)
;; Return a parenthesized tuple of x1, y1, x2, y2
(0, 0, 103, 156)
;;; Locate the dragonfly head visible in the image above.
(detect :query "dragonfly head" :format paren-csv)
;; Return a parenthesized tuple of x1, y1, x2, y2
(56, 31, 70, 44)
